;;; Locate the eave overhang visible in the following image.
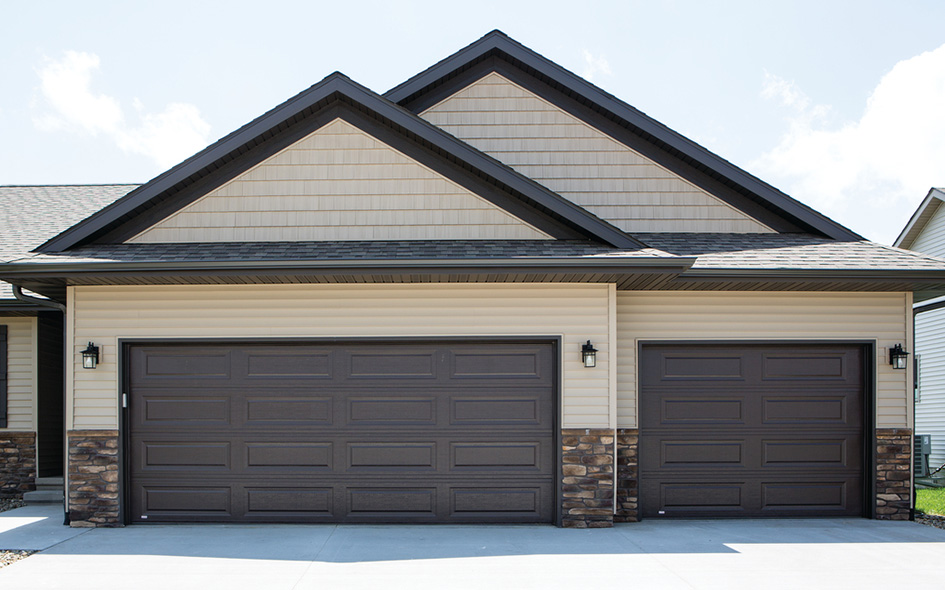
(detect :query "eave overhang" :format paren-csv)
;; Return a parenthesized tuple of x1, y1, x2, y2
(0, 257, 696, 302)
(4, 258, 945, 302)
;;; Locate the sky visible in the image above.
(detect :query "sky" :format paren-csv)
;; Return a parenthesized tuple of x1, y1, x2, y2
(2, 0, 944, 245)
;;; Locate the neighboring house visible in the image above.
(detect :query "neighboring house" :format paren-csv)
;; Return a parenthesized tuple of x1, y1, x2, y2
(1, 31, 944, 528)
(895, 187, 945, 474)
(0, 185, 135, 495)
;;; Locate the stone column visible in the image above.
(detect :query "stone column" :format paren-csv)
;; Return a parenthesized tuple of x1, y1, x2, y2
(0, 432, 35, 497)
(875, 428, 912, 520)
(68, 430, 120, 527)
(561, 428, 614, 528)
(615, 428, 638, 522)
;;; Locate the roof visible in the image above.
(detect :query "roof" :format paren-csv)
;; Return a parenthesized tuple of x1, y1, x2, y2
(894, 187, 945, 249)
(386, 30, 862, 242)
(35, 73, 641, 253)
(639, 233, 945, 270)
(5, 235, 945, 302)
(0, 184, 135, 301)
(10, 234, 943, 272)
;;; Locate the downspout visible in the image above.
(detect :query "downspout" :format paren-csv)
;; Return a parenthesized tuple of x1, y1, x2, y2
(12, 286, 69, 524)
(12, 286, 65, 313)
(912, 301, 924, 521)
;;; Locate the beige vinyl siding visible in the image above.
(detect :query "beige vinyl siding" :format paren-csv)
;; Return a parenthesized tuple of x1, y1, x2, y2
(616, 292, 912, 428)
(128, 118, 550, 243)
(421, 72, 774, 234)
(908, 198, 945, 256)
(68, 284, 612, 430)
(1, 318, 37, 431)
(915, 307, 945, 468)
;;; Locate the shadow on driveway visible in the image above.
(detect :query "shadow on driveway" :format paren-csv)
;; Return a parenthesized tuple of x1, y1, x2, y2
(2, 505, 944, 563)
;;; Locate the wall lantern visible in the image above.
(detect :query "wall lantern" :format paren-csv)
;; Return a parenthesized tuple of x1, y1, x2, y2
(889, 343, 909, 370)
(581, 340, 598, 368)
(81, 342, 100, 370)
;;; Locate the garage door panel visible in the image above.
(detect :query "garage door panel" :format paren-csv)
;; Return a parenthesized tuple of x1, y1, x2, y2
(347, 350, 438, 379)
(244, 396, 333, 423)
(762, 396, 848, 423)
(641, 343, 864, 518)
(660, 398, 744, 423)
(760, 481, 849, 511)
(140, 395, 231, 424)
(241, 349, 333, 379)
(245, 487, 333, 516)
(661, 440, 744, 466)
(451, 396, 544, 425)
(131, 347, 232, 382)
(142, 442, 231, 469)
(346, 442, 437, 471)
(346, 396, 437, 424)
(138, 485, 232, 516)
(660, 353, 746, 380)
(129, 341, 555, 523)
(245, 442, 333, 469)
(761, 350, 860, 381)
(661, 482, 746, 512)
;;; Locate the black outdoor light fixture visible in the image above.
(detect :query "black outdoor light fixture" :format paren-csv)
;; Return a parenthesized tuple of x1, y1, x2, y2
(81, 342, 100, 369)
(581, 340, 598, 368)
(889, 343, 909, 370)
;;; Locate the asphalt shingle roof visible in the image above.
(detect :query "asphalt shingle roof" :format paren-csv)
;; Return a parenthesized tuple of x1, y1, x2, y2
(0, 185, 136, 298)
(8, 233, 945, 274)
(637, 233, 945, 271)
(13, 240, 673, 264)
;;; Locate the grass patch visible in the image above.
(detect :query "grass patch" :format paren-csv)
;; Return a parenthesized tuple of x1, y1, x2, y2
(916, 487, 945, 515)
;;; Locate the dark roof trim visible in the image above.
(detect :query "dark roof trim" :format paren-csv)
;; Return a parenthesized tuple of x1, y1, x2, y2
(39, 73, 642, 252)
(0, 256, 693, 279)
(676, 268, 945, 281)
(894, 188, 944, 249)
(914, 296, 945, 314)
(386, 30, 862, 241)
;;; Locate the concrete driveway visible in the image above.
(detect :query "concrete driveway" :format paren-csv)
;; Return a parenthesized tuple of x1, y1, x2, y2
(1, 504, 943, 589)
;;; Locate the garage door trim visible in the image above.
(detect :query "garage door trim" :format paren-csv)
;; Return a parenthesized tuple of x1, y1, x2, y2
(637, 339, 876, 519)
(116, 336, 563, 526)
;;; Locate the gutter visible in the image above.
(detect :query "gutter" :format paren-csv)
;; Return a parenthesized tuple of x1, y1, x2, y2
(11, 285, 65, 313)
(0, 256, 697, 279)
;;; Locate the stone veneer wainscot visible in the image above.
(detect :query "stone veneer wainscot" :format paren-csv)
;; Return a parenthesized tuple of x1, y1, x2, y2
(0, 432, 35, 497)
(561, 428, 614, 528)
(875, 428, 912, 520)
(68, 430, 120, 527)
(615, 428, 638, 523)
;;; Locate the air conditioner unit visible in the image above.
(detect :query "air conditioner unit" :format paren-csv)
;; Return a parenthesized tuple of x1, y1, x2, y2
(915, 434, 932, 477)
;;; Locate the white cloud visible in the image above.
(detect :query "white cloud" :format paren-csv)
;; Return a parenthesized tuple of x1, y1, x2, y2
(34, 51, 211, 168)
(753, 45, 945, 244)
(581, 50, 612, 82)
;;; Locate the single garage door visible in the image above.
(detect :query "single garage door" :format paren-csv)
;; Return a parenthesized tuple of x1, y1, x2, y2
(640, 343, 865, 518)
(127, 341, 555, 523)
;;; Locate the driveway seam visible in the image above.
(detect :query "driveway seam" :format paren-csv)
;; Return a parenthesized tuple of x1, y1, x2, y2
(291, 525, 338, 590)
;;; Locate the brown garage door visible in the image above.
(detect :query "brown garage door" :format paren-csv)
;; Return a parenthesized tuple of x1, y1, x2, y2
(640, 343, 865, 518)
(127, 341, 555, 523)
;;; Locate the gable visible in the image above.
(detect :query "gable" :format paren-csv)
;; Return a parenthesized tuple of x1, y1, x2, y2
(907, 196, 945, 257)
(127, 118, 552, 243)
(420, 73, 774, 234)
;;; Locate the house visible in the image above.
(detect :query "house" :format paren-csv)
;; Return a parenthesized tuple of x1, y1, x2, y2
(895, 187, 945, 475)
(1, 31, 943, 528)
(0, 185, 134, 497)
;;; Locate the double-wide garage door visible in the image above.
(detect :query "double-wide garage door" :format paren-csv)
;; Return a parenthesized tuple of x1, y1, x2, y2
(128, 341, 555, 523)
(640, 343, 865, 518)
